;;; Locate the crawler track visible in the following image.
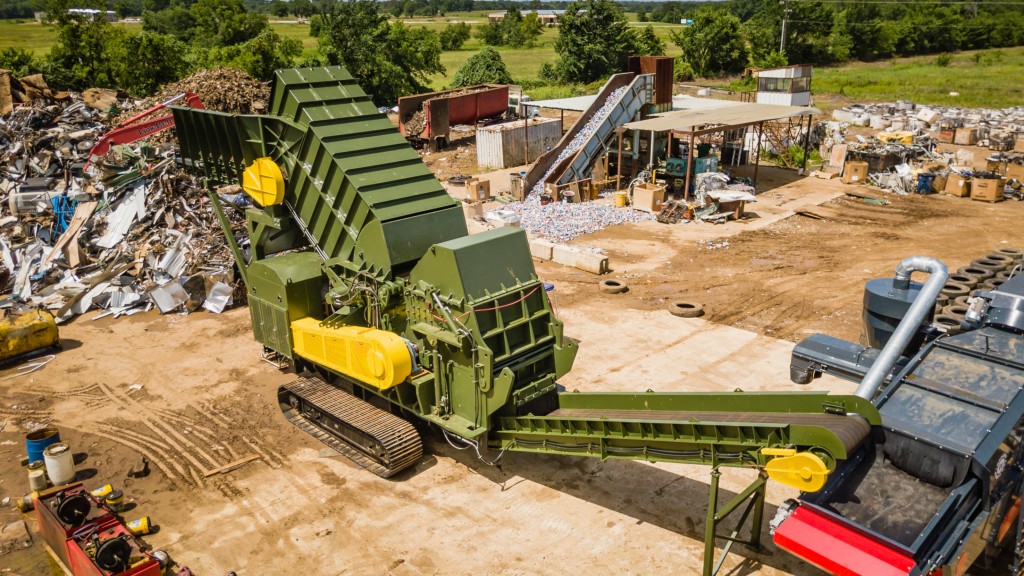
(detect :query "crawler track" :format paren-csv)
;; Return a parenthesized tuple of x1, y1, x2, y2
(278, 376, 422, 478)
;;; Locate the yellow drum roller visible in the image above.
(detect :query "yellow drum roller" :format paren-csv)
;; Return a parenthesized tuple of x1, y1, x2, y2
(0, 309, 59, 363)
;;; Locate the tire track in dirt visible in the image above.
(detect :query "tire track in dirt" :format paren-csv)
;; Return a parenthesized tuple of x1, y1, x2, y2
(96, 383, 211, 486)
(74, 424, 183, 486)
(196, 401, 286, 468)
(92, 422, 194, 482)
(104, 384, 224, 469)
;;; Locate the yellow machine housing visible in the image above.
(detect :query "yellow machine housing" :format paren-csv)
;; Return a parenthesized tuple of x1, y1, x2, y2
(290, 318, 413, 390)
(0, 309, 59, 362)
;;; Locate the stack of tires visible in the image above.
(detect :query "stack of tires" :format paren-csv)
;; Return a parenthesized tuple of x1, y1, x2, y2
(934, 248, 1022, 334)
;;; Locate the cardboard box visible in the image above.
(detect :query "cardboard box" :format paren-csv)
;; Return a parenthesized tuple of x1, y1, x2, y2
(931, 173, 948, 194)
(971, 178, 1004, 202)
(465, 178, 491, 202)
(943, 176, 971, 197)
(842, 161, 869, 184)
(631, 182, 666, 213)
(1015, 134, 1024, 153)
(954, 127, 979, 146)
(986, 158, 1007, 175)
(939, 129, 955, 144)
(1006, 163, 1024, 181)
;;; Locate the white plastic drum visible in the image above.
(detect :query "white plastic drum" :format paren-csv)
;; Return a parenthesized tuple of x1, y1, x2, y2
(43, 442, 76, 486)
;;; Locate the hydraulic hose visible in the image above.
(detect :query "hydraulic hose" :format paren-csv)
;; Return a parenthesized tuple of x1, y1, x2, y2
(854, 256, 948, 400)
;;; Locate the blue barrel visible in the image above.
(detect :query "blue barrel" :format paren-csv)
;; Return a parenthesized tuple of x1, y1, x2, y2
(917, 173, 937, 194)
(26, 427, 61, 463)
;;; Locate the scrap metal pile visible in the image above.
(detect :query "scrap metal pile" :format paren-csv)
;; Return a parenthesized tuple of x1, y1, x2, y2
(497, 87, 655, 243)
(0, 71, 263, 322)
(831, 100, 1024, 145)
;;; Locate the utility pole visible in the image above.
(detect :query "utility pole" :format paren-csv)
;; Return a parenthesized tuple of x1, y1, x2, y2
(779, 0, 791, 53)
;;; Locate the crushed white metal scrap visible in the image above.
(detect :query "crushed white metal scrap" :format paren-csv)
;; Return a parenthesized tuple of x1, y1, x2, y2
(491, 87, 655, 243)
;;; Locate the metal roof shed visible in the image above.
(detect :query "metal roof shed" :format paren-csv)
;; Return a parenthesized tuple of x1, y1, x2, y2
(621, 101, 819, 197)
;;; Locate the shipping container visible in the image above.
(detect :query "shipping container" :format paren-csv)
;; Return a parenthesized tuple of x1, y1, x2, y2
(477, 118, 563, 169)
(398, 84, 510, 142)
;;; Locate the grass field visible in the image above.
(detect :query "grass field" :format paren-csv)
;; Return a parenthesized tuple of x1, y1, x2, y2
(3, 16, 1022, 108)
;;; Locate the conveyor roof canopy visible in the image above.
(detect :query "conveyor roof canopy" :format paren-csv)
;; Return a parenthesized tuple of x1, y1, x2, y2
(624, 101, 819, 135)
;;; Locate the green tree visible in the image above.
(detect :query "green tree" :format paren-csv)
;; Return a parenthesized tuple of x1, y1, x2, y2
(439, 22, 471, 50)
(515, 12, 543, 48)
(201, 28, 301, 80)
(43, 5, 190, 96)
(0, 48, 41, 78)
(109, 32, 189, 95)
(270, 1, 288, 18)
(634, 25, 665, 56)
(451, 47, 514, 87)
(190, 0, 268, 47)
(474, 20, 505, 46)
(550, 0, 638, 83)
(670, 7, 747, 77)
(636, 7, 647, 22)
(43, 9, 125, 89)
(313, 0, 444, 105)
(291, 0, 314, 18)
(142, 6, 198, 42)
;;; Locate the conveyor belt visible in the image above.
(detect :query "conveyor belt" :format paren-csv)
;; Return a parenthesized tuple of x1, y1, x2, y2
(547, 409, 871, 454)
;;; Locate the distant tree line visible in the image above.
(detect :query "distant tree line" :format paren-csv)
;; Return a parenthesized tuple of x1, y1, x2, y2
(3, 0, 1022, 103)
(668, 0, 1024, 79)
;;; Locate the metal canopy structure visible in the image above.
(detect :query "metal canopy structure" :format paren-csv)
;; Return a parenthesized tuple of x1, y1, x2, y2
(619, 99, 819, 198)
(523, 95, 598, 112)
(623, 101, 819, 136)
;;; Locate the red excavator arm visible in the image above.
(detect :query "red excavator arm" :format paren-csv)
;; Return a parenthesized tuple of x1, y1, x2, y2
(86, 92, 203, 169)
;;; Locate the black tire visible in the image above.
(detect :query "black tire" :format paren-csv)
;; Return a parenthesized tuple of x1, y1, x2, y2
(953, 295, 971, 307)
(669, 301, 704, 318)
(981, 279, 1004, 291)
(933, 314, 963, 335)
(941, 282, 971, 299)
(947, 273, 978, 288)
(958, 266, 995, 281)
(996, 270, 1013, 281)
(599, 279, 628, 294)
(972, 258, 1007, 273)
(943, 304, 969, 317)
(993, 247, 1023, 261)
(982, 253, 1014, 268)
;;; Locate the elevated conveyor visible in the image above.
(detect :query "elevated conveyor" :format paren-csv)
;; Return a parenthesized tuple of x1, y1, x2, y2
(493, 391, 878, 477)
(522, 72, 652, 193)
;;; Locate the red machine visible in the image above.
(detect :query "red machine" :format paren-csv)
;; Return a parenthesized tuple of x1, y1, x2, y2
(35, 483, 161, 576)
(85, 92, 204, 169)
(397, 84, 508, 149)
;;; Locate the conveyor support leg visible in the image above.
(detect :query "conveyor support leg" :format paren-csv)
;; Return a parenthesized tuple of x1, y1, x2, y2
(703, 468, 767, 576)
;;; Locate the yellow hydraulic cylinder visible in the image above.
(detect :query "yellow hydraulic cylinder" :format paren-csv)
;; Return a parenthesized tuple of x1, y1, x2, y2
(762, 448, 830, 492)
(290, 318, 413, 390)
(0, 309, 59, 362)
(241, 157, 285, 207)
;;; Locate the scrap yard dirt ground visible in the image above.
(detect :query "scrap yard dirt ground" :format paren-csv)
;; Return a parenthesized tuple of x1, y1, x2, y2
(2, 166, 1022, 575)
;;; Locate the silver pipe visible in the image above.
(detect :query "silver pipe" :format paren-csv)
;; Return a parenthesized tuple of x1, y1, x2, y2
(854, 256, 948, 400)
